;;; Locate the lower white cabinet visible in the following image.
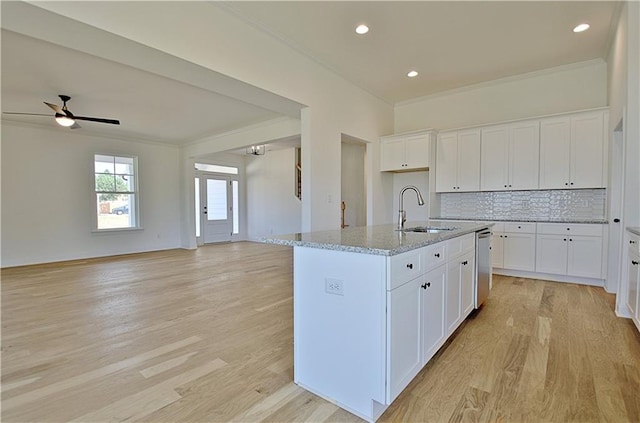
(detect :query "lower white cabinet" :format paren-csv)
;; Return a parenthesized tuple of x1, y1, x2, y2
(445, 250, 475, 334)
(493, 222, 536, 271)
(627, 233, 640, 331)
(420, 265, 446, 365)
(387, 276, 422, 401)
(535, 223, 603, 279)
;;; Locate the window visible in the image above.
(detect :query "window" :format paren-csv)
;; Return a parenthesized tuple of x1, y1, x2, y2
(94, 154, 139, 230)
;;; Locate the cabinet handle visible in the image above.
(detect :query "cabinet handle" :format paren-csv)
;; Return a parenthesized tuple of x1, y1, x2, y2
(462, 260, 468, 265)
(631, 240, 637, 244)
(406, 263, 413, 269)
(569, 238, 573, 242)
(570, 182, 574, 186)
(509, 184, 512, 187)
(567, 228, 570, 231)
(434, 253, 441, 258)
(504, 185, 507, 188)
(518, 226, 522, 229)
(421, 282, 431, 289)
(633, 261, 639, 266)
(564, 238, 567, 241)
(565, 182, 569, 186)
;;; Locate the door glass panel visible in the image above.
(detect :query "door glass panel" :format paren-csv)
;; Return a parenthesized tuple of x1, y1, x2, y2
(195, 177, 200, 237)
(207, 179, 228, 221)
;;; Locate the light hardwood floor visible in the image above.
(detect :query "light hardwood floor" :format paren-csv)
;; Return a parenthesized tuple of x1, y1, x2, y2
(2, 242, 639, 422)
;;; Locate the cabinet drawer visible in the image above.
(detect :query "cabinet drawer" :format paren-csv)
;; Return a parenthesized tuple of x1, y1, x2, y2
(389, 249, 422, 290)
(423, 243, 446, 271)
(630, 234, 640, 255)
(538, 223, 603, 236)
(446, 233, 475, 258)
(504, 222, 536, 233)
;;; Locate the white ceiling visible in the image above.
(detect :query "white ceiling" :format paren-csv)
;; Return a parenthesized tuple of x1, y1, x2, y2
(1, 29, 285, 146)
(1, 1, 620, 145)
(223, 1, 620, 103)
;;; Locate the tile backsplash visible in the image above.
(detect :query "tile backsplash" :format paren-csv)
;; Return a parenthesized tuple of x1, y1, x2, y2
(439, 189, 606, 221)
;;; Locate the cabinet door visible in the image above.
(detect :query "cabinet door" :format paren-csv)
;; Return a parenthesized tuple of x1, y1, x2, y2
(405, 134, 430, 169)
(491, 233, 504, 268)
(387, 277, 422, 402)
(480, 125, 509, 191)
(436, 133, 459, 192)
(503, 233, 536, 271)
(567, 236, 603, 278)
(627, 254, 639, 321)
(421, 265, 446, 365)
(571, 111, 605, 188)
(535, 234, 568, 275)
(509, 121, 540, 190)
(445, 259, 462, 334)
(540, 117, 571, 189)
(381, 139, 406, 171)
(457, 129, 482, 192)
(460, 251, 476, 317)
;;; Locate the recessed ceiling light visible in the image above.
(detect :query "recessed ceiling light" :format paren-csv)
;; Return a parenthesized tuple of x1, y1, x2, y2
(355, 24, 369, 35)
(573, 23, 590, 33)
(407, 70, 418, 78)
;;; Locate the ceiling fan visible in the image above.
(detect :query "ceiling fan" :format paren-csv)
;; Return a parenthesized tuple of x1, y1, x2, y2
(3, 95, 120, 129)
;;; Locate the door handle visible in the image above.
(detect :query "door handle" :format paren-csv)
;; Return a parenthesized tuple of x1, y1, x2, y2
(421, 282, 431, 289)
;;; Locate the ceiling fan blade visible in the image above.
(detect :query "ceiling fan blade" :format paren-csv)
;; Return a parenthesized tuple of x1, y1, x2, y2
(44, 101, 65, 115)
(73, 116, 120, 125)
(3, 112, 52, 116)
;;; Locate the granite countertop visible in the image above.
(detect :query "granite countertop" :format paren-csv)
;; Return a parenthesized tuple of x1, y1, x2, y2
(432, 217, 608, 224)
(628, 227, 640, 237)
(262, 220, 493, 256)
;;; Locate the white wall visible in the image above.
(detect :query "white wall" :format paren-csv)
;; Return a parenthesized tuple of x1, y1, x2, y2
(246, 148, 302, 239)
(1, 122, 182, 267)
(341, 141, 366, 227)
(394, 60, 608, 132)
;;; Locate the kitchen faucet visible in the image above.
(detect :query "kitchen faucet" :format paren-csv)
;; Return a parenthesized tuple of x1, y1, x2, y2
(398, 185, 425, 231)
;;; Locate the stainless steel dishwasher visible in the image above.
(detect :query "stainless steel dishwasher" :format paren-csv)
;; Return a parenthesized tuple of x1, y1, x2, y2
(475, 228, 492, 308)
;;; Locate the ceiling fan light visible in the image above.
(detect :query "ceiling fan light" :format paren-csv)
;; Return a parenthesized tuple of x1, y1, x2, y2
(55, 116, 75, 127)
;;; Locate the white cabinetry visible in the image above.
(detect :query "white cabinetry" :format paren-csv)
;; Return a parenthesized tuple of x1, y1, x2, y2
(535, 223, 604, 279)
(539, 110, 607, 189)
(420, 265, 446, 365)
(491, 222, 505, 268)
(626, 232, 640, 332)
(387, 276, 422, 400)
(480, 121, 539, 191)
(435, 129, 481, 192)
(381, 131, 433, 172)
(493, 222, 536, 271)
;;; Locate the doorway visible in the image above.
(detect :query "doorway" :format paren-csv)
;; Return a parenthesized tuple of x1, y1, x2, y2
(341, 136, 367, 228)
(195, 173, 239, 244)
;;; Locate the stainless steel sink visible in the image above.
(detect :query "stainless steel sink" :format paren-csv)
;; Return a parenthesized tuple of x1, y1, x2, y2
(403, 226, 458, 233)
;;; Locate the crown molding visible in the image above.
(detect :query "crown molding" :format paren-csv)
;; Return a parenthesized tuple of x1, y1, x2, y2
(396, 59, 607, 108)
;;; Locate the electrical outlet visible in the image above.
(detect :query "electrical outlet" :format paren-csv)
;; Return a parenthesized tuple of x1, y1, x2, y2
(325, 278, 344, 296)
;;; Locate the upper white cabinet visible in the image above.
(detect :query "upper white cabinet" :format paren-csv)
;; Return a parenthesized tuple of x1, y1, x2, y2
(380, 130, 433, 172)
(539, 110, 608, 189)
(480, 121, 540, 191)
(435, 129, 481, 192)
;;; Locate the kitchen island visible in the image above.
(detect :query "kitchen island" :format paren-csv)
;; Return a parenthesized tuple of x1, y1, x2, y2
(264, 220, 492, 422)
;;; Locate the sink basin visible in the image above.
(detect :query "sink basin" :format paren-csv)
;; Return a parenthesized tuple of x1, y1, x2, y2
(403, 226, 458, 233)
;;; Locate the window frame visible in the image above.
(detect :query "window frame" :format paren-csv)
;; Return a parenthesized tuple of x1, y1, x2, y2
(92, 153, 142, 232)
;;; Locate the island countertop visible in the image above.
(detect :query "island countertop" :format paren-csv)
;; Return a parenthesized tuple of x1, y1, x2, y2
(262, 220, 493, 256)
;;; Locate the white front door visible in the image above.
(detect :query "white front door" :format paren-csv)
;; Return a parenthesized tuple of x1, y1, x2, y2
(203, 177, 232, 243)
